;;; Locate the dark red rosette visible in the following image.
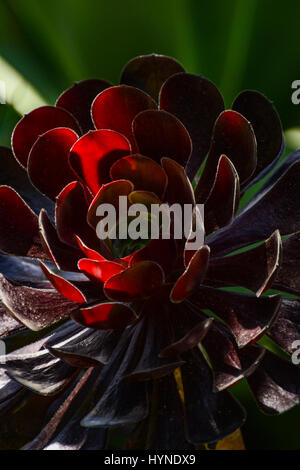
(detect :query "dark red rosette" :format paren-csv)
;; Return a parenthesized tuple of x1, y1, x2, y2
(0, 54, 299, 450)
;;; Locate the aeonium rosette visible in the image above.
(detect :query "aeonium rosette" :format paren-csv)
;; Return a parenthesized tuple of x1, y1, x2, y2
(0, 54, 300, 450)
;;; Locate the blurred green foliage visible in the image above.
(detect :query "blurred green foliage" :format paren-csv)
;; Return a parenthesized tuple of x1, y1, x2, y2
(0, 0, 300, 449)
(1, 0, 300, 127)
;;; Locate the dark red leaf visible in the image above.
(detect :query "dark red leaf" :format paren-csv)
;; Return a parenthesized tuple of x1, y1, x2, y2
(87, 179, 133, 229)
(195, 110, 257, 202)
(28, 128, 78, 200)
(92, 85, 156, 150)
(0, 146, 54, 217)
(162, 157, 195, 206)
(204, 155, 240, 234)
(0, 186, 46, 259)
(160, 72, 225, 180)
(170, 246, 210, 303)
(73, 302, 136, 330)
(55, 181, 100, 249)
(128, 189, 160, 207)
(56, 79, 111, 133)
(110, 154, 167, 199)
(247, 149, 300, 206)
(183, 206, 205, 266)
(120, 53, 185, 102)
(160, 318, 213, 357)
(76, 235, 111, 262)
(78, 259, 125, 284)
(12, 106, 80, 168)
(233, 90, 283, 185)
(0, 303, 23, 337)
(0, 390, 62, 449)
(39, 209, 82, 272)
(104, 261, 165, 302)
(39, 262, 86, 303)
(130, 238, 176, 274)
(133, 110, 192, 166)
(69, 130, 131, 195)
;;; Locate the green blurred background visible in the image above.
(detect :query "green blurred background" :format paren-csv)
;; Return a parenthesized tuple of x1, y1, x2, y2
(0, 0, 300, 449)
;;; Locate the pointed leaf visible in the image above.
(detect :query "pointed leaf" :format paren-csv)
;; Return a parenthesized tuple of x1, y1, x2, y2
(209, 161, 300, 256)
(202, 321, 265, 391)
(73, 302, 136, 330)
(248, 350, 300, 414)
(273, 232, 300, 295)
(76, 236, 109, 262)
(195, 110, 257, 202)
(2, 349, 77, 396)
(78, 259, 125, 284)
(39, 209, 82, 272)
(268, 299, 300, 354)
(39, 262, 86, 303)
(204, 155, 240, 234)
(0, 274, 78, 331)
(191, 287, 282, 347)
(48, 328, 120, 367)
(207, 230, 281, 296)
(170, 246, 210, 303)
(160, 318, 213, 357)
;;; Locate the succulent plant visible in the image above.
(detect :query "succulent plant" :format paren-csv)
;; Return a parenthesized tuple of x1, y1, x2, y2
(0, 54, 300, 450)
